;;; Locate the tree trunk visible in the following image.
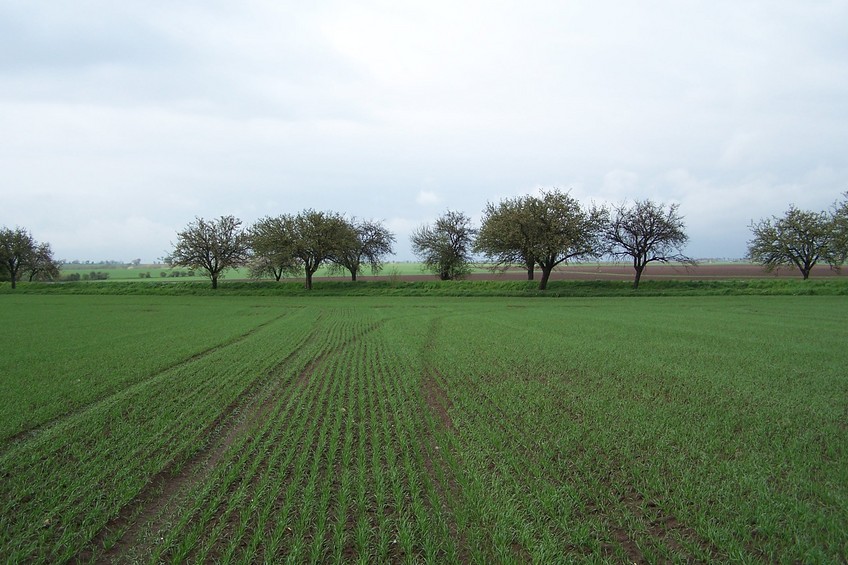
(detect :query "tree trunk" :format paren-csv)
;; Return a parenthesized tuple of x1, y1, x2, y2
(801, 268, 810, 280)
(633, 266, 644, 289)
(350, 268, 358, 282)
(211, 274, 218, 289)
(538, 267, 553, 290)
(526, 259, 535, 280)
(305, 271, 313, 290)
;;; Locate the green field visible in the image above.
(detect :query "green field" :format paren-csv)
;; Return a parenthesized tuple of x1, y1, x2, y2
(57, 262, 444, 281)
(1, 293, 846, 563)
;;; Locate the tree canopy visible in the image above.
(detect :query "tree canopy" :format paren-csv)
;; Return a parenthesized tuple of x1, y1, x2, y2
(747, 202, 846, 279)
(475, 190, 607, 290)
(411, 210, 477, 280)
(249, 215, 300, 282)
(475, 196, 537, 280)
(523, 190, 607, 290)
(283, 210, 359, 289)
(604, 199, 694, 289)
(0, 227, 60, 289)
(170, 216, 251, 289)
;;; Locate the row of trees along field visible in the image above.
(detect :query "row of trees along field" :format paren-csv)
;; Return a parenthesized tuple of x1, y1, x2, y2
(170, 213, 396, 290)
(164, 189, 848, 290)
(166, 192, 694, 291)
(3, 190, 846, 291)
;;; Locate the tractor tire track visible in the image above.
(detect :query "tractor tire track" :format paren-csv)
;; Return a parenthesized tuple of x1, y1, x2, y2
(1, 314, 287, 456)
(86, 314, 385, 564)
(75, 319, 321, 564)
(418, 317, 470, 563)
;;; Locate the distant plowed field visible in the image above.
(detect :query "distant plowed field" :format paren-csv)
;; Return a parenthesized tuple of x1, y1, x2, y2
(2, 294, 846, 563)
(391, 263, 848, 282)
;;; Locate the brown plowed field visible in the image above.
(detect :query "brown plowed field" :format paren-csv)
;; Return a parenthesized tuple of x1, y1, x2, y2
(359, 263, 847, 283)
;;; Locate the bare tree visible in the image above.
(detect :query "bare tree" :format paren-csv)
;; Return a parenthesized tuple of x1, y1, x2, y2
(333, 218, 396, 281)
(26, 242, 61, 282)
(605, 199, 694, 289)
(747, 204, 842, 279)
(170, 216, 251, 289)
(411, 210, 477, 280)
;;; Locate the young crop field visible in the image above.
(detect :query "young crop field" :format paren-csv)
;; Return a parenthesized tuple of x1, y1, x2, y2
(1, 294, 846, 563)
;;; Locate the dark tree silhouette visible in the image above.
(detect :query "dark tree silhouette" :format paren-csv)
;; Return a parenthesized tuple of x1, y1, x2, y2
(605, 199, 694, 289)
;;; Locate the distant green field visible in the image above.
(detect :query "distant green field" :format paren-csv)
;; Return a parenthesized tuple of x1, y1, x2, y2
(1, 294, 846, 563)
(58, 262, 442, 281)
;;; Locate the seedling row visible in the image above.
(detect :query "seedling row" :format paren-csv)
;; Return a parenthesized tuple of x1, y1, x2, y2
(1, 295, 846, 563)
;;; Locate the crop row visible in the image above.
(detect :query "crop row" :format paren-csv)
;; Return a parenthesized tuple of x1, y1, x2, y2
(420, 298, 848, 562)
(1, 295, 846, 563)
(109, 308, 464, 564)
(0, 305, 316, 562)
(0, 295, 286, 442)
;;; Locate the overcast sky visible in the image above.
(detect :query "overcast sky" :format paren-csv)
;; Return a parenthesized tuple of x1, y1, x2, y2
(2, 1, 847, 262)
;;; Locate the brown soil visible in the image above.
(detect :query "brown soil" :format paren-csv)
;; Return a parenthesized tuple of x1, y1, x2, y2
(355, 263, 847, 283)
(422, 371, 455, 433)
(418, 318, 469, 562)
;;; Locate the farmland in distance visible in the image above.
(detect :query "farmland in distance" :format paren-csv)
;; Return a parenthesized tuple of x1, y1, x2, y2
(1, 294, 846, 563)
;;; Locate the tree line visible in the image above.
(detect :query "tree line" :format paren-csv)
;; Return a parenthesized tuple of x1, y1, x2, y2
(415, 191, 693, 290)
(168, 212, 395, 290)
(2, 190, 846, 290)
(164, 191, 692, 291)
(164, 189, 847, 290)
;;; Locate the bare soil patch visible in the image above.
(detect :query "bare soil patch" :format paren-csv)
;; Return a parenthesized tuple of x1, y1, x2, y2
(358, 263, 846, 283)
(423, 371, 455, 433)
